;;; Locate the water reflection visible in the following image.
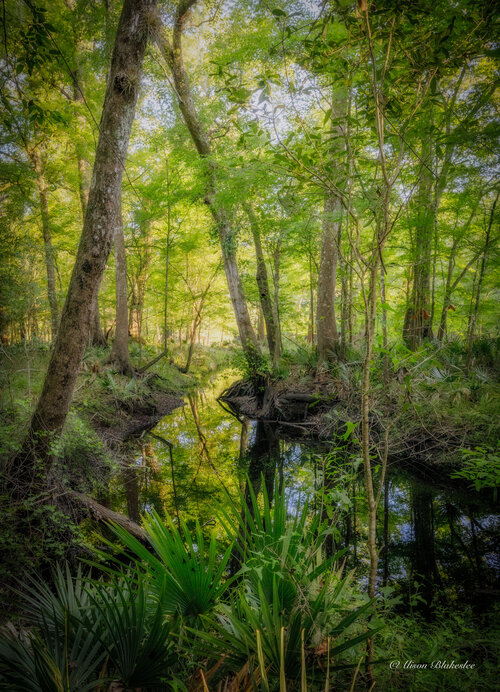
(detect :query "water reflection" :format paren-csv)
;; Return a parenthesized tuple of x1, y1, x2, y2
(110, 372, 499, 611)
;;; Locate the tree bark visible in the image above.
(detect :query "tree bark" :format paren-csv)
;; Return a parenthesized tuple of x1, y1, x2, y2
(316, 88, 346, 362)
(242, 202, 279, 363)
(20, 0, 156, 482)
(154, 1, 259, 358)
(316, 193, 341, 361)
(403, 139, 434, 350)
(66, 0, 107, 348)
(32, 149, 59, 342)
(110, 221, 133, 374)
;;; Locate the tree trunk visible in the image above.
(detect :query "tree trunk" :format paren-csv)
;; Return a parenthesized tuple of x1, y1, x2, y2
(242, 202, 279, 363)
(437, 203, 482, 342)
(437, 241, 457, 342)
(316, 192, 341, 361)
(271, 236, 282, 358)
(403, 141, 434, 349)
(20, 0, 155, 483)
(257, 306, 265, 342)
(154, 2, 259, 358)
(32, 149, 59, 342)
(130, 218, 152, 342)
(307, 249, 315, 344)
(67, 1, 107, 348)
(164, 155, 172, 352)
(466, 192, 498, 369)
(110, 222, 133, 374)
(316, 88, 345, 362)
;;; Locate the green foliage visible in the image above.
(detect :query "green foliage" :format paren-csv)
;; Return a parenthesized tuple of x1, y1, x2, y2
(451, 444, 500, 499)
(0, 492, 83, 618)
(110, 510, 234, 619)
(232, 344, 271, 382)
(0, 483, 374, 689)
(376, 606, 500, 691)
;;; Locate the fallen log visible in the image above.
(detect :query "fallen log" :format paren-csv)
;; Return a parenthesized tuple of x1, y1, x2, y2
(69, 490, 148, 542)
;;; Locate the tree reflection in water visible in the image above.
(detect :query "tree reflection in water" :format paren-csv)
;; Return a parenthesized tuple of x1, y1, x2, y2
(108, 372, 499, 613)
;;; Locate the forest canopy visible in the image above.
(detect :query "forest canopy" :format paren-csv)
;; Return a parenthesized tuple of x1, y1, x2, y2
(0, 0, 497, 359)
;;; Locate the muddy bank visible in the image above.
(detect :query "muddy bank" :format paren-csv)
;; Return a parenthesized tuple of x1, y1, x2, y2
(218, 378, 339, 430)
(218, 378, 467, 476)
(92, 391, 185, 446)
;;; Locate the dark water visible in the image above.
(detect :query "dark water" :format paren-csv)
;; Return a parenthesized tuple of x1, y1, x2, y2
(111, 370, 500, 613)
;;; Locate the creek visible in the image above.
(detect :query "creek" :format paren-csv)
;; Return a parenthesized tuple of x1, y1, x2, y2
(110, 370, 499, 614)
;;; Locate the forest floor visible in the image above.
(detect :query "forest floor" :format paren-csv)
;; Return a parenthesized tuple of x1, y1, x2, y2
(0, 341, 233, 457)
(1, 338, 499, 477)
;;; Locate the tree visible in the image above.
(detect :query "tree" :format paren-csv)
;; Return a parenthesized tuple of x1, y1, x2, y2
(154, 0, 260, 360)
(30, 145, 59, 342)
(18, 0, 157, 485)
(316, 87, 346, 362)
(242, 202, 280, 364)
(109, 222, 133, 374)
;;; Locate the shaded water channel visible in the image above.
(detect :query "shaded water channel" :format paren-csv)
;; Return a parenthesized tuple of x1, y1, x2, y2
(111, 370, 499, 614)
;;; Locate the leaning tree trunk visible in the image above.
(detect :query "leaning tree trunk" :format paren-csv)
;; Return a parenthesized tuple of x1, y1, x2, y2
(154, 0, 259, 358)
(19, 0, 156, 486)
(32, 149, 59, 342)
(67, 0, 107, 348)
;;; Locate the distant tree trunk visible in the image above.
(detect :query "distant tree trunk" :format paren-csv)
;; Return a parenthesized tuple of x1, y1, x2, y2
(316, 192, 341, 361)
(339, 250, 348, 358)
(164, 155, 172, 352)
(110, 223, 133, 374)
(307, 248, 315, 344)
(242, 202, 279, 363)
(403, 141, 434, 350)
(437, 203, 482, 342)
(31, 149, 59, 342)
(271, 235, 282, 356)
(181, 263, 218, 373)
(130, 218, 152, 341)
(154, 1, 259, 359)
(19, 0, 155, 484)
(466, 192, 498, 369)
(380, 263, 389, 384)
(316, 88, 345, 362)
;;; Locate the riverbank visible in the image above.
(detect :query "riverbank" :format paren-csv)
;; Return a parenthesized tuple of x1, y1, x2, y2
(220, 340, 500, 478)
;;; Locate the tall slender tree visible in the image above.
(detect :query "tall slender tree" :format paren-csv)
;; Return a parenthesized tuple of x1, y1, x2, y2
(154, 0, 260, 359)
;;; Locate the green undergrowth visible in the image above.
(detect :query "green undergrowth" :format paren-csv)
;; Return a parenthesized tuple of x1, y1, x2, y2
(1, 480, 498, 690)
(236, 336, 500, 464)
(377, 605, 500, 691)
(0, 482, 377, 690)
